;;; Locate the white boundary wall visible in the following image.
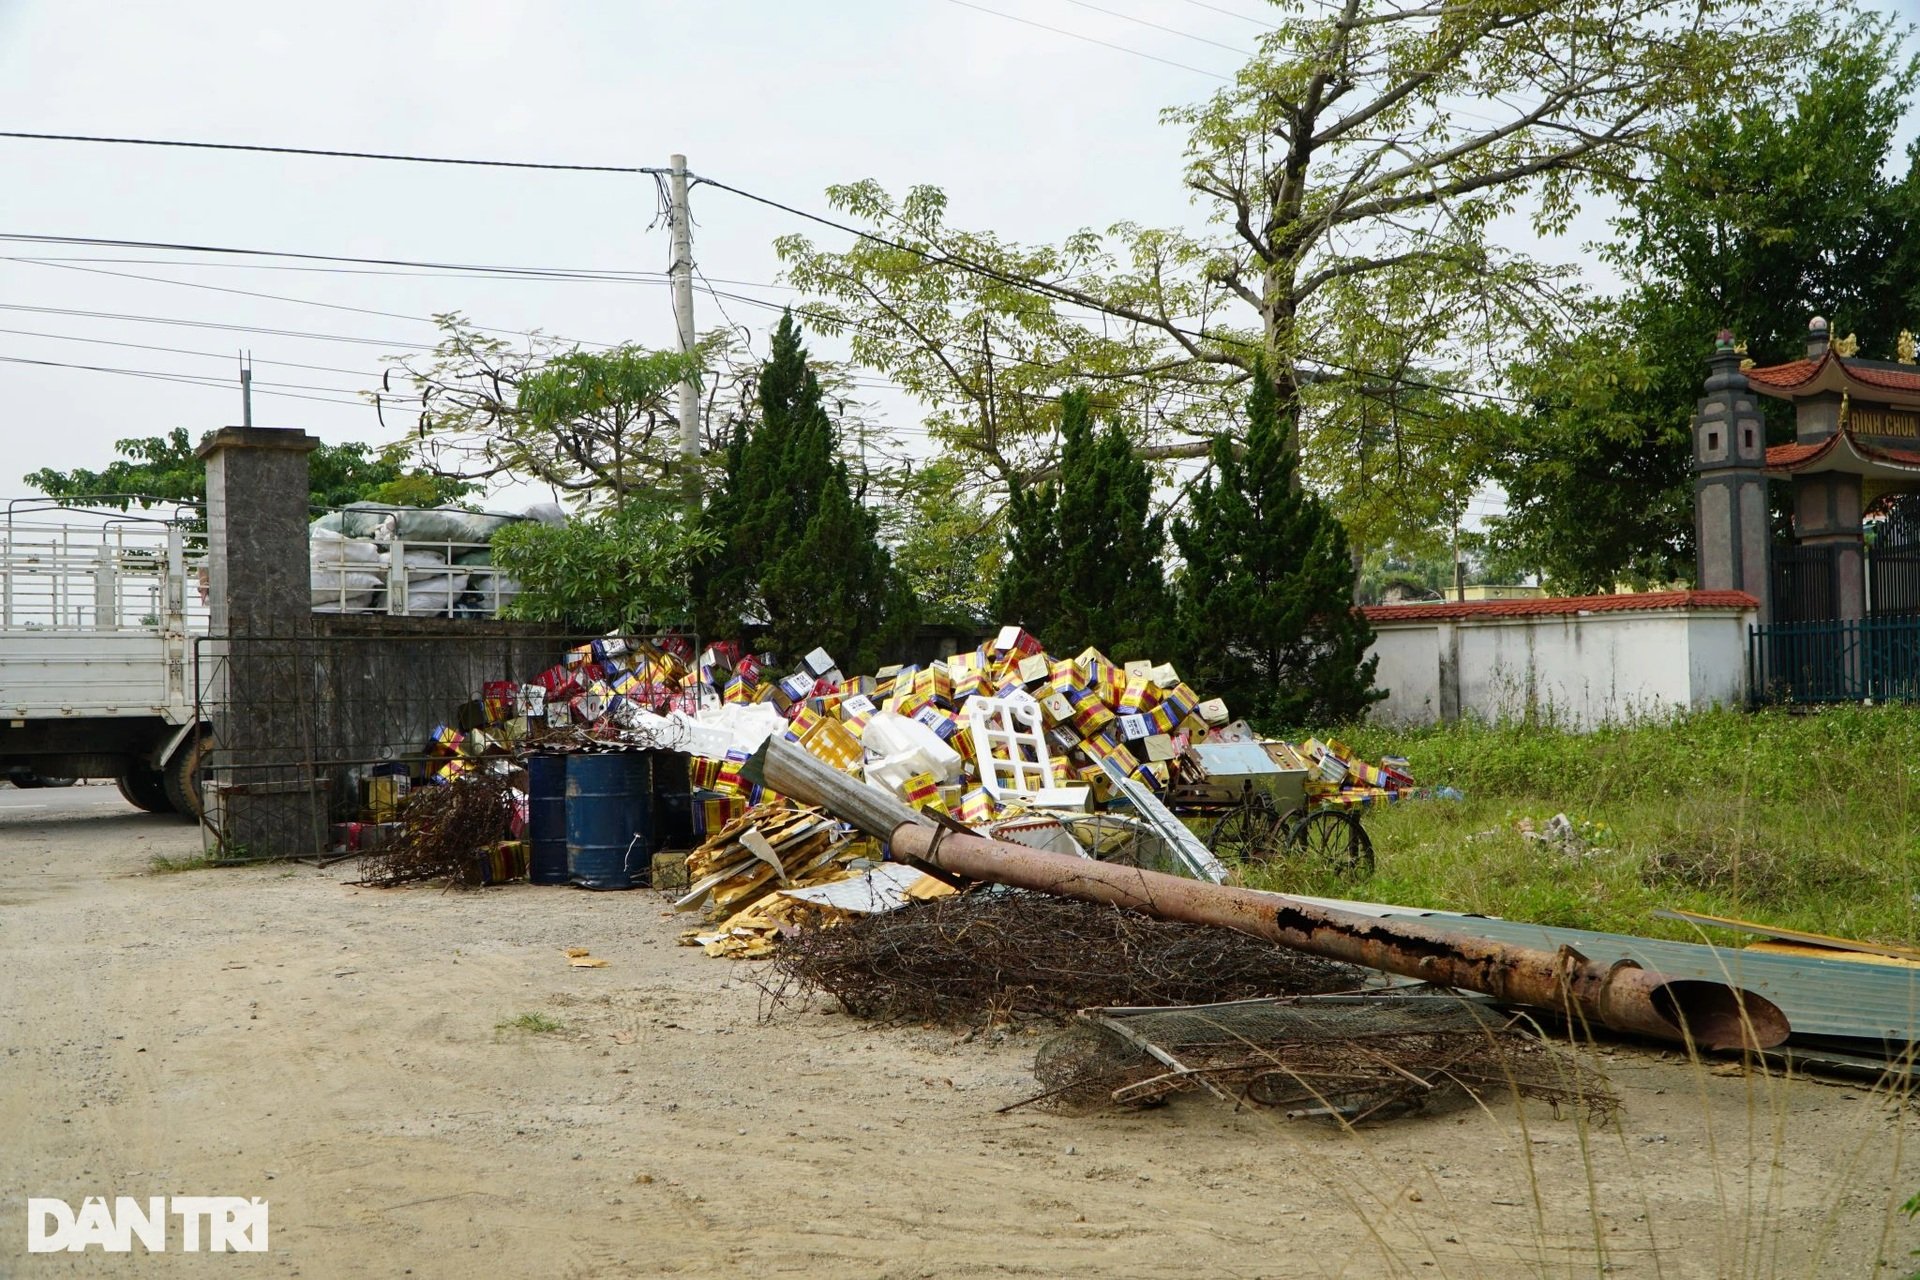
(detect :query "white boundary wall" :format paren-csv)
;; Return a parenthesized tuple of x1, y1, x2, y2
(1366, 601, 1757, 729)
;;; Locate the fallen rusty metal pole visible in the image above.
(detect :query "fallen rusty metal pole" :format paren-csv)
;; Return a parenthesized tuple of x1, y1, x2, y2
(760, 737, 1788, 1052)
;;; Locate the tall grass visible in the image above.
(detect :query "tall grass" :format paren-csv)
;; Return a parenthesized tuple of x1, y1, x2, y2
(1242, 705, 1920, 944)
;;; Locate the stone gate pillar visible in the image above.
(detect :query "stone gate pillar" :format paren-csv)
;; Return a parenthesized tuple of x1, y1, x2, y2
(198, 426, 325, 857)
(1693, 331, 1772, 621)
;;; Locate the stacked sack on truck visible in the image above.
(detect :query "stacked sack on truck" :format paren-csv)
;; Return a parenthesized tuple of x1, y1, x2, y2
(306, 501, 564, 616)
(309, 527, 387, 613)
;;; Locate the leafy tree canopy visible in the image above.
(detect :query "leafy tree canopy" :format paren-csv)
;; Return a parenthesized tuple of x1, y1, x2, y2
(25, 427, 475, 516)
(776, 0, 1837, 555)
(694, 312, 917, 668)
(1482, 23, 1919, 589)
(1171, 365, 1379, 728)
(988, 389, 1171, 659)
(490, 503, 717, 635)
(881, 454, 1004, 627)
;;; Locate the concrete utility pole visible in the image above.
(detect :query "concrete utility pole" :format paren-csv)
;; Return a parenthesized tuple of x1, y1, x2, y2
(238, 352, 253, 429)
(669, 154, 700, 515)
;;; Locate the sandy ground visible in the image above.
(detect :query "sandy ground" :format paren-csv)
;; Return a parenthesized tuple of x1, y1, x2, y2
(2, 787, 1917, 1279)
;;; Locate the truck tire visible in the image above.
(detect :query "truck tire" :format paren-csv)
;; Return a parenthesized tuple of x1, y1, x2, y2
(117, 767, 177, 814)
(162, 732, 211, 822)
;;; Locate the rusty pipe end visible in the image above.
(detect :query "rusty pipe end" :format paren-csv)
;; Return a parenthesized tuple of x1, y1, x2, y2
(1649, 979, 1790, 1052)
(1596, 964, 1790, 1051)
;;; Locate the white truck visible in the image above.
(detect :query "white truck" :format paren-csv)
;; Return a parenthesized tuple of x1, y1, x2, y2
(0, 500, 529, 819)
(0, 503, 210, 816)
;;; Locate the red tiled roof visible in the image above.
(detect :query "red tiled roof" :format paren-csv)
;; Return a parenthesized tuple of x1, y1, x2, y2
(1765, 432, 1920, 472)
(1743, 359, 1817, 388)
(1859, 439, 1920, 467)
(1361, 590, 1759, 623)
(1765, 439, 1831, 467)
(1744, 351, 1920, 394)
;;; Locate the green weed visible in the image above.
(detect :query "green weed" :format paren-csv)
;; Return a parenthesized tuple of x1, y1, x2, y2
(496, 1012, 566, 1036)
(1241, 705, 1920, 943)
(147, 853, 221, 875)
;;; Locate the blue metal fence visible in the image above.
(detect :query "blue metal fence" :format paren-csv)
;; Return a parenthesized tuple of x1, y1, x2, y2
(1749, 616, 1920, 705)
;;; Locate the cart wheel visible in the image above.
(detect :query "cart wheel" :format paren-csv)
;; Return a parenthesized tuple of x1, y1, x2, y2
(1206, 792, 1291, 863)
(1287, 809, 1375, 880)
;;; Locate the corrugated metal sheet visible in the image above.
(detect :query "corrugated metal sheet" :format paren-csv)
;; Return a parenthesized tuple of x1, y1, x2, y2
(1353, 908, 1920, 1047)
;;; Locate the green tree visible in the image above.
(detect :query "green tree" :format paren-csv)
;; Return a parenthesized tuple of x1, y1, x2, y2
(694, 312, 916, 668)
(489, 503, 716, 634)
(1170, 366, 1379, 728)
(987, 389, 1170, 658)
(387, 317, 716, 508)
(1482, 25, 1919, 588)
(777, 0, 1831, 551)
(883, 455, 1003, 627)
(25, 427, 474, 516)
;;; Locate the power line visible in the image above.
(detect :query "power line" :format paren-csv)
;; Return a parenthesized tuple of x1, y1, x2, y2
(0, 256, 614, 351)
(0, 301, 431, 349)
(691, 175, 1531, 407)
(0, 325, 381, 379)
(0, 353, 390, 408)
(0, 129, 660, 174)
(938, 0, 1231, 79)
(1170, 0, 1281, 29)
(1058, 0, 1250, 53)
(14, 254, 800, 292)
(0, 232, 671, 283)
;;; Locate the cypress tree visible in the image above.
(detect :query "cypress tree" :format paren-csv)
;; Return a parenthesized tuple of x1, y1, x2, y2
(989, 472, 1061, 640)
(694, 311, 916, 665)
(988, 389, 1169, 658)
(1170, 362, 1380, 727)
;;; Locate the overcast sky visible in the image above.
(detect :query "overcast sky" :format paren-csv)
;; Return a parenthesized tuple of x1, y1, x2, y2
(1, 0, 1913, 527)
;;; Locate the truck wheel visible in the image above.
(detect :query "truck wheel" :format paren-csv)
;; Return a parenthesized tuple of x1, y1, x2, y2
(162, 732, 211, 822)
(8, 771, 44, 789)
(117, 767, 177, 814)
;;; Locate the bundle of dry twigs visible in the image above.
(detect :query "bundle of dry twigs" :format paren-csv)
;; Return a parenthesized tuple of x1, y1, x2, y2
(1026, 997, 1620, 1123)
(762, 890, 1370, 1026)
(354, 774, 515, 889)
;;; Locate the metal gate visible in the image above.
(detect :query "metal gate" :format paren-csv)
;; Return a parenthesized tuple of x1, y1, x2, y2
(1749, 615, 1920, 705)
(1868, 496, 1920, 617)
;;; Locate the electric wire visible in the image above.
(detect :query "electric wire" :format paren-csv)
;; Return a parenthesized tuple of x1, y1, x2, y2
(0, 300, 431, 349)
(0, 130, 661, 173)
(690, 177, 1531, 407)
(14, 254, 799, 292)
(3, 256, 604, 348)
(0, 325, 384, 378)
(1058, 0, 1252, 53)
(1171, 0, 1282, 28)
(0, 353, 396, 408)
(938, 0, 1232, 78)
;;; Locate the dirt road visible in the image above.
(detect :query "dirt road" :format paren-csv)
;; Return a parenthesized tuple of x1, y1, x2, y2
(2, 790, 1914, 1277)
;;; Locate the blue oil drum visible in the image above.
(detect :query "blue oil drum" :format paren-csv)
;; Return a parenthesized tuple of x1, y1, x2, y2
(527, 754, 568, 885)
(649, 750, 696, 851)
(566, 753, 653, 890)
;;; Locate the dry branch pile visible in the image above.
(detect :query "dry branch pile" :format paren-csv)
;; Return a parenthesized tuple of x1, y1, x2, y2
(764, 891, 1369, 1025)
(354, 775, 516, 889)
(1028, 997, 1621, 1123)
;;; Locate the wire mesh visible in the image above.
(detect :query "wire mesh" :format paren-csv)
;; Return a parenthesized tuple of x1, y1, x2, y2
(1029, 995, 1621, 1123)
(190, 626, 696, 859)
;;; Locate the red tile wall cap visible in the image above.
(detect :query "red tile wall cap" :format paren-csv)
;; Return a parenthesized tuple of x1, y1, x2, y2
(1361, 590, 1759, 623)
